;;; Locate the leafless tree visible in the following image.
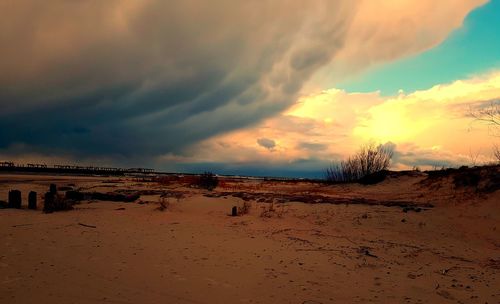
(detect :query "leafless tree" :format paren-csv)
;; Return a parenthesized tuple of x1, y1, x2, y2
(470, 101, 500, 136)
(470, 101, 500, 164)
(467, 147, 480, 166)
(493, 144, 500, 163)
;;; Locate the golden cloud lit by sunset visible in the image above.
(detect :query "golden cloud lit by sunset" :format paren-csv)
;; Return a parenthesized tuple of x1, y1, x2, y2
(187, 71, 500, 171)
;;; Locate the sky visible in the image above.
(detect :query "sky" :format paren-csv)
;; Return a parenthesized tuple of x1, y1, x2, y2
(0, 0, 499, 178)
(337, 0, 500, 95)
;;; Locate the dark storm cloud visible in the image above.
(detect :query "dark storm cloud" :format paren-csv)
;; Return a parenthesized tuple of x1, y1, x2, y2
(0, 1, 356, 157)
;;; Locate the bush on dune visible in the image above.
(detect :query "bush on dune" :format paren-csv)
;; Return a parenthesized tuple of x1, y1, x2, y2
(326, 143, 394, 184)
(196, 171, 219, 191)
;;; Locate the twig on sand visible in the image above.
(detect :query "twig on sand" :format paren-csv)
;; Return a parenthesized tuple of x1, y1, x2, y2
(12, 223, 33, 227)
(296, 248, 344, 253)
(78, 222, 97, 228)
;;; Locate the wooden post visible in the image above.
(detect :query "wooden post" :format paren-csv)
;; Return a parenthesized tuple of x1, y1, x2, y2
(8, 190, 21, 209)
(7, 191, 14, 208)
(43, 192, 55, 213)
(28, 191, 37, 210)
(49, 184, 57, 194)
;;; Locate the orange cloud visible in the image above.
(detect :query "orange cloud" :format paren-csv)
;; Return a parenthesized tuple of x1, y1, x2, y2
(183, 71, 500, 169)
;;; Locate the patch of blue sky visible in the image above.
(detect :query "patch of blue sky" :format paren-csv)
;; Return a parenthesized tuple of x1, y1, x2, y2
(337, 0, 500, 96)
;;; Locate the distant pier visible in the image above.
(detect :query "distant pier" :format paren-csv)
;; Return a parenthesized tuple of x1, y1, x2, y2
(0, 161, 154, 176)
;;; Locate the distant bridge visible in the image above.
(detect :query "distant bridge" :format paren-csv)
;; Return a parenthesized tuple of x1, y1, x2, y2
(0, 161, 155, 176)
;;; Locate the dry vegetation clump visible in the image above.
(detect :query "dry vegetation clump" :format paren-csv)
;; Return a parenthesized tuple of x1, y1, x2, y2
(358, 170, 390, 185)
(493, 144, 500, 163)
(156, 197, 169, 211)
(178, 175, 199, 186)
(156, 190, 186, 202)
(43, 193, 74, 213)
(216, 179, 228, 189)
(172, 192, 185, 202)
(87, 191, 140, 202)
(453, 170, 481, 188)
(154, 175, 180, 186)
(155, 174, 207, 188)
(238, 201, 252, 215)
(217, 180, 239, 191)
(156, 191, 186, 210)
(217, 179, 265, 192)
(259, 202, 287, 218)
(326, 142, 394, 184)
(161, 174, 214, 189)
(43, 184, 74, 213)
(196, 172, 219, 191)
(422, 164, 500, 193)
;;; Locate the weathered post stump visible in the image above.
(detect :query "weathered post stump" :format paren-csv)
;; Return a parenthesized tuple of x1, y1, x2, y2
(231, 206, 238, 217)
(28, 191, 37, 210)
(49, 184, 57, 194)
(65, 190, 84, 201)
(43, 192, 55, 213)
(8, 190, 22, 209)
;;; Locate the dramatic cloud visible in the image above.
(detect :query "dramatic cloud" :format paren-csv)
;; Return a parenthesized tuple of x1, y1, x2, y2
(0, 0, 486, 165)
(180, 71, 500, 175)
(307, 0, 488, 88)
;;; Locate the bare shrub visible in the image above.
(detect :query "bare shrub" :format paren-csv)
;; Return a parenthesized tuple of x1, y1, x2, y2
(155, 175, 179, 186)
(217, 178, 228, 189)
(326, 142, 394, 183)
(172, 192, 185, 202)
(159, 190, 186, 202)
(238, 201, 252, 215)
(431, 164, 448, 171)
(260, 202, 287, 218)
(468, 147, 481, 166)
(470, 101, 500, 136)
(197, 172, 219, 191)
(453, 171, 480, 188)
(156, 197, 169, 211)
(493, 144, 500, 163)
(44, 192, 74, 213)
(156, 175, 199, 187)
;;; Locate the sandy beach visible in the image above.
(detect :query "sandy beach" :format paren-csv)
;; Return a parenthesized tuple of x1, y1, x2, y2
(2, 1, 500, 303)
(0, 170, 498, 304)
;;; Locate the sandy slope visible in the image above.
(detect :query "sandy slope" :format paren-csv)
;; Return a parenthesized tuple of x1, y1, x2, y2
(0, 173, 499, 304)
